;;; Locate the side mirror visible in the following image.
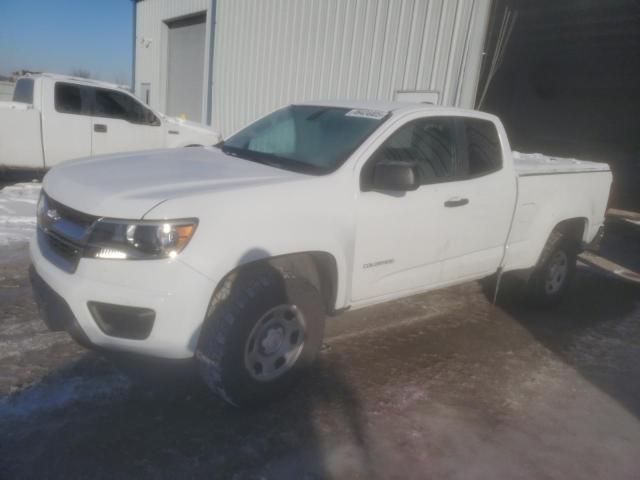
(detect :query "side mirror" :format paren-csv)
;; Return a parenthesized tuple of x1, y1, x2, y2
(372, 159, 420, 191)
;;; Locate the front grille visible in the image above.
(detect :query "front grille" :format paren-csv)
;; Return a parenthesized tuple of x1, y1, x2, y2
(37, 228, 82, 273)
(38, 193, 98, 273)
(45, 229, 81, 259)
(46, 195, 96, 230)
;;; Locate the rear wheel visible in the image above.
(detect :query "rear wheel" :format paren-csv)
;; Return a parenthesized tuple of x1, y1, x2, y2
(526, 231, 577, 306)
(195, 265, 325, 406)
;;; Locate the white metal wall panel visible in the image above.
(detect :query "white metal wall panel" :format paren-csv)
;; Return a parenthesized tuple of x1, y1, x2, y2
(212, 0, 491, 135)
(134, 0, 210, 114)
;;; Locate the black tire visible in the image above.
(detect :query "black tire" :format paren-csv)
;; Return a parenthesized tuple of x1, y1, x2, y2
(195, 265, 326, 407)
(526, 231, 577, 307)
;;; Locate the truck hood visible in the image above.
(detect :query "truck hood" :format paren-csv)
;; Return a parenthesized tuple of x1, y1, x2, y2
(43, 147, 303, 218)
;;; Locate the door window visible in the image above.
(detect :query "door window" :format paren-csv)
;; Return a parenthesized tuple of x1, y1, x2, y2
(55, 83, 86, 114)
(362, 116, 503, 189)
(93, 88, 160, 126)
(362, 117, 459, 188)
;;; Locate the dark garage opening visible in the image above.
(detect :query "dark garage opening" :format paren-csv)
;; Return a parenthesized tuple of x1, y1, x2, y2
(478, 0, 640, 209)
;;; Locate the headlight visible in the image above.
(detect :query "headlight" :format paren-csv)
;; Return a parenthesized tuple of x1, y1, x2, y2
(85, 219, 198, 260)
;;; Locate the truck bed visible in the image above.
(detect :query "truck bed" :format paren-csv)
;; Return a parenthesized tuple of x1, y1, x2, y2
(513, 151, 610, 176)
(0, 104, 44, 170)
(503, 151, 612, 273)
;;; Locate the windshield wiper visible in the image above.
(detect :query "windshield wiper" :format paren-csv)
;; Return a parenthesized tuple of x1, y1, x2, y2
(220, 145, 251, 159)
(248, 153, 325, 174)
(221, 146, 325, 175)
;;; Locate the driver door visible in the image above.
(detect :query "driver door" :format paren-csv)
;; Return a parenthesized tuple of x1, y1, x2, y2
(351, 117, 459, 304)
(90, 87, 164, 156)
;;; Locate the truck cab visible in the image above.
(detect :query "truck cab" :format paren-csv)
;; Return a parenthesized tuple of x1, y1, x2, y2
(1, 74, 220, 173)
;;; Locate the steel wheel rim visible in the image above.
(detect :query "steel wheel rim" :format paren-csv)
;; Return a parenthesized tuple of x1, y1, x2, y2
(244, 304, 306, 382)
(545, 250, 568, 294)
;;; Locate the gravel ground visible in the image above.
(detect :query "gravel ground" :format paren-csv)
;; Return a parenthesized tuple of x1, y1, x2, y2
(1, 237, 640, 479)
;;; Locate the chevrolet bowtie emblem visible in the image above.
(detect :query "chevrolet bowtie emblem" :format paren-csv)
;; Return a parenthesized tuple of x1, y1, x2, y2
(46, 208, 61, 221)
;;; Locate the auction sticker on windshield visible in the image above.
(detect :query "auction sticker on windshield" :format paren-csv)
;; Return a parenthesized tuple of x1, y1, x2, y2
(345, 109, 388, 120)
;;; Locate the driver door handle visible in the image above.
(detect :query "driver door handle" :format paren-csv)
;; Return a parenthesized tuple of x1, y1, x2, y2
(444, 197, 469, 208)
(94, 124, 107, 133)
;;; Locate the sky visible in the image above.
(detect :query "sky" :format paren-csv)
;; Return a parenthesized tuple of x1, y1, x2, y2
(0, 0, 133, 84)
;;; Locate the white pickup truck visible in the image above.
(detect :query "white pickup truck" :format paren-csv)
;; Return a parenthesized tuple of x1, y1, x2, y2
(29, 101, 611, 406)
(0, 73, 220, 175)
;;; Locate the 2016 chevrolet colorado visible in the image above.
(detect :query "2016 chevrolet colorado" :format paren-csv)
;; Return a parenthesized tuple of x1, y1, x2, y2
(29, 101, 612, 406)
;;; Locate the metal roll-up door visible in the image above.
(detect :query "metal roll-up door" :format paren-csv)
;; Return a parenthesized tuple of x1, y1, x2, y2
(166, 13, 206, 122)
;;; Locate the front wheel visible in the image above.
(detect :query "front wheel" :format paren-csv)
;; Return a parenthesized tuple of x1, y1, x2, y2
(195, 266, 325, 407)
(526, 231, 577, 306)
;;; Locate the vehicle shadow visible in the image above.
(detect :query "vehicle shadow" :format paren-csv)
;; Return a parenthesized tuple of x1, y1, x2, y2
(0, 250, 374, 480)
(1, 352, 373, 479)
(490, 263, 640, 419)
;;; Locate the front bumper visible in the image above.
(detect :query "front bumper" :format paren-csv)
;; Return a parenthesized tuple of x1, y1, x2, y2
(29, 235, 216, 359)
(30, 266, 93, 349)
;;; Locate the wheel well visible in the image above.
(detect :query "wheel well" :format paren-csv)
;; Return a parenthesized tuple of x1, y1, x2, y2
(529, 218, 587, 273)
(214, 252, 339, 314)
(552, 218, 588, 248)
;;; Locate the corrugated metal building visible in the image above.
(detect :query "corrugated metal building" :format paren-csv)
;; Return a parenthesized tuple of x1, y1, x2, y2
(134, 0, 491, 136)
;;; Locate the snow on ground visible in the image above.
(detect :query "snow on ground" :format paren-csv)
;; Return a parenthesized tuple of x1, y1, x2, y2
(0, 366, 131, 419)
(0, 182, 41, 248)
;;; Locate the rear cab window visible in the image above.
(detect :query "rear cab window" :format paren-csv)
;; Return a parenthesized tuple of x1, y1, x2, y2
(12, 79, 34, 104)
(54, 83, 88, 115)
(461, 118, 502, 177)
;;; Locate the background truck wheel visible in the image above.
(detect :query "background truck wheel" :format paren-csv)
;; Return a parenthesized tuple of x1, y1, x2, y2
(195, 265, 326, 407)
(526, 231, 577, 306)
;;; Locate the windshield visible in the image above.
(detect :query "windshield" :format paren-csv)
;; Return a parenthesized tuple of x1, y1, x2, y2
(221, 105, 388, 174)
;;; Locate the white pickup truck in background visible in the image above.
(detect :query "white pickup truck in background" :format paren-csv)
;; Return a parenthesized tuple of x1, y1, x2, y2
(0, 73, 220, 175)
(30, 101, 612, 406)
